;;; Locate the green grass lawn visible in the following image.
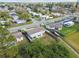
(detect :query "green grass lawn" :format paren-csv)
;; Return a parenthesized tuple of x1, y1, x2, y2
(64, 32, 79, 53)
(59, 23, 79, 36)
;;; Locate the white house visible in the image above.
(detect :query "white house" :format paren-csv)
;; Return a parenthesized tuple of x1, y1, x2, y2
(52, 12, 62, 16)
(27, 27, 45, 40)
(63, 21, 74, 27)
(12, 32, 23, 42)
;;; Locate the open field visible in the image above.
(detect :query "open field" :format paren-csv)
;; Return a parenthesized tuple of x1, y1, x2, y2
(64, 32, 79, 53)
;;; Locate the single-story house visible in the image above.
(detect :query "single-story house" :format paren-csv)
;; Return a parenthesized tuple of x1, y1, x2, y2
(12, 32, 23, 42)
(63, 21, 74, 27)
(26, 27, 45, 39)
(12, 19, 26, 24)
(52, 12, 62, 16)
(47, 22, 63, 30)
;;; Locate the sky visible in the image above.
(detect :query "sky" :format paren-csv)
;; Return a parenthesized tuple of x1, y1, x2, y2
(0, 0, 78, 2)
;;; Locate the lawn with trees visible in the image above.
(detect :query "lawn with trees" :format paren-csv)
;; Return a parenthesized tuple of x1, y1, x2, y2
(17, 41, 70, 58)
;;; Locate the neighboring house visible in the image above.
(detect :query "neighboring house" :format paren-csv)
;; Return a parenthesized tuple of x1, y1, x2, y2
(9, 12, 19, 20)
(12, 32, 23, 42)
(12, 19, 26, 24)
(8, 6, 15, 12)
(52, 12, 62, 16)
(0, 5, 8, 11)
(42, 15, 53, 19)
(47, 22, 63, 30)
(63, 21, 74, 27)
(26, 27, 45, 40)
(52, 6, 63, 12)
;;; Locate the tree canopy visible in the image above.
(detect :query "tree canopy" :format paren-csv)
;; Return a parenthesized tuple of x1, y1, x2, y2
(16, 11, 31, 20)
(18, 41, 70, 58)
(0, 12, 13, 21)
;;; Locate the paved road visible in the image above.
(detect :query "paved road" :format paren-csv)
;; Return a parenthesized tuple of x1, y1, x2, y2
(8, 10, 77, 33)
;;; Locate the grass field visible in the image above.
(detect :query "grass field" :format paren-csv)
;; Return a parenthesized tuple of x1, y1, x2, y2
(59, 23, 79, 36)
(64, 32, 79, 53)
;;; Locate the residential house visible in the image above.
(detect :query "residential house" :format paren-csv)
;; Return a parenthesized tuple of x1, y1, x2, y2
(52, 6, 63, 12)
(12, 32, 23, 42)
(0, 5, 8, 11)
(12, 19, 26, 24)
(47, 22, 63, 30)
(26, 27, 45, 40)
(51, 12, 63, 17)
(63, 21, 74, 27)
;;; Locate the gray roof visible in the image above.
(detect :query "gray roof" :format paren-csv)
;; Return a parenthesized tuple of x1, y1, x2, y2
(27, 27, 44, 35)
(12, 32, 23, 38)
(48, 22, 62, 29)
